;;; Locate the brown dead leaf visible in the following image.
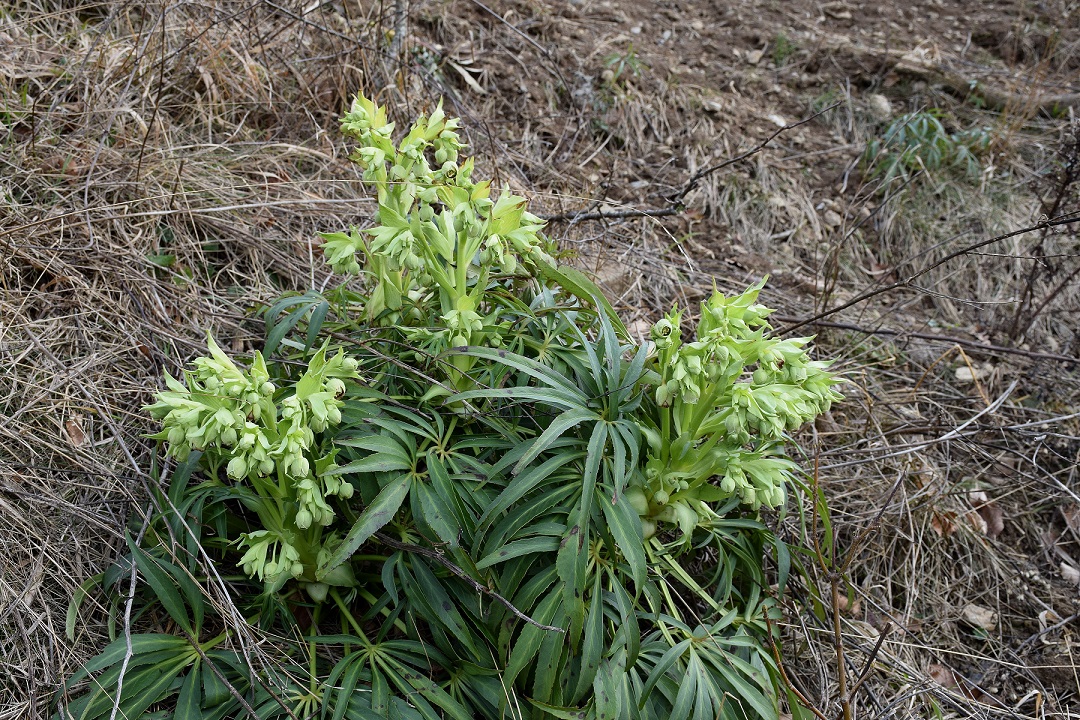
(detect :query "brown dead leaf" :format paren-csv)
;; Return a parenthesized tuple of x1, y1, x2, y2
(928, 664, 956, 688)
(978, 503, 1005, 539)
(968, 490, 1005, 539)
(64, 415, 87, 447)
(836, 595, 862, 616)
(966, 511, 988, 535)
(930, 510, 957, 537)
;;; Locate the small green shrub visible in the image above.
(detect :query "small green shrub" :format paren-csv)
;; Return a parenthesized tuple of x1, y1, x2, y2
(58, 93, 842, 720)
(772, 34, 795, 67)
(863, 110, 992, 186)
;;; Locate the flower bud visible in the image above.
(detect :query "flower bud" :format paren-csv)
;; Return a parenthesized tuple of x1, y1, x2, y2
(227, 456, 248, 479)
(295, 508, 313, 529)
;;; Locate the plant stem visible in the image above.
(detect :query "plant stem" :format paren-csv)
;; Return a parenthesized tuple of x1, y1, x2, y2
(330, 588, 372, 647)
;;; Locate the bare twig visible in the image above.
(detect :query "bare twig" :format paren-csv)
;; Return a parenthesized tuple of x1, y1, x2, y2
(373, 532, 565, 633)
(780, 213, 1080, 335)
(542, 102, 842, 224)
(772, 315, 1079, 365)
(107, 513, 151, 720)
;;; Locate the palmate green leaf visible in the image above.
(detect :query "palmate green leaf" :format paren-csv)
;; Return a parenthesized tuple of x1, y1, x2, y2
(476, 452, 582, 539)
(406, 560, 483, 662)
(557, 522, 587, 647)
(64, 653, 193, 720)
(376, 655, 473, 720)
(480, 484, 576, 558)
(638, 638, 691, 706)
(318, 474, 411, 580)
(697, 641, 777, 720)
(504, 589, 563, 690)
(263, 290, 327, 357)
(668, 652, 698, 720)
(532, 609, 567, 703)
(605, 571, 640, 666)
(336, 433, 412, 459)
(425, 454, 478, 543)
(513, 407, 595, 475)
(175, 664, 201, 717)
(448, 346, 586, 400)
(536, 263, 628, 338)
(593, 651, 627, 720)
(324, 648, 371, 720)
(526, 698, 588, 719)
(66, 574, 102, 642)
(450, 384, 585, 412)
(571, 574, 605, 704)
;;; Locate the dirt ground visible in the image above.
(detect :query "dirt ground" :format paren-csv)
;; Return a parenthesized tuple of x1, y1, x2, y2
(2, 0, 1080, 717)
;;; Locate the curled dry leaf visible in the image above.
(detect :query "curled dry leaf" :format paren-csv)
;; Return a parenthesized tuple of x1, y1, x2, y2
(1060, 563, 1080, 586)
(968, 490, 1005, 539)
(961, 603, 997, 632)
(64, 414, 87, 447)
(930, 510, 957, 537)
(928, 664, 957, 688)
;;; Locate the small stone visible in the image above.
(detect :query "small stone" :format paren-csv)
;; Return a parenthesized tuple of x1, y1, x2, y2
(630, 25, 642, 34)
(691, 19, 704, 31)
(955, 366, 976, 383)
(822, 209, 843, 228)
(746, 49, 764, 65)
(767, 113, 787, 128)
(868, 93, 893, 120)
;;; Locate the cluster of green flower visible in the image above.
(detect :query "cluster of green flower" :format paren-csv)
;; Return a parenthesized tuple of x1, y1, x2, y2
(146, 339, 360, 581)
(630, 281, 843, 535)
(319, 94, 551, 351)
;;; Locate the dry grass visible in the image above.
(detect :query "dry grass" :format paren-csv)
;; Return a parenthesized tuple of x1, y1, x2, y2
(3, 0, 1080, 717)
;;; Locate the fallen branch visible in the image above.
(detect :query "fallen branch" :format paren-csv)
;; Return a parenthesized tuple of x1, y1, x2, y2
(809, 34, 1080, 112)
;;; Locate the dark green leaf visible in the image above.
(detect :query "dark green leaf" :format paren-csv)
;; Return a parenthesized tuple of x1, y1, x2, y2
(126, 535, 191, 636)
(319, 474, 411, 579)
(476, 536, 559, 569)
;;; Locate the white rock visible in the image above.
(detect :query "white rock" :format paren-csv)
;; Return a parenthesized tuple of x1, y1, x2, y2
(868, 94, 893, 120)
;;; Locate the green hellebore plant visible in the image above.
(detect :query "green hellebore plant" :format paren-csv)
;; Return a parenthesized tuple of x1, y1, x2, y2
(61, 93, 843, 720)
